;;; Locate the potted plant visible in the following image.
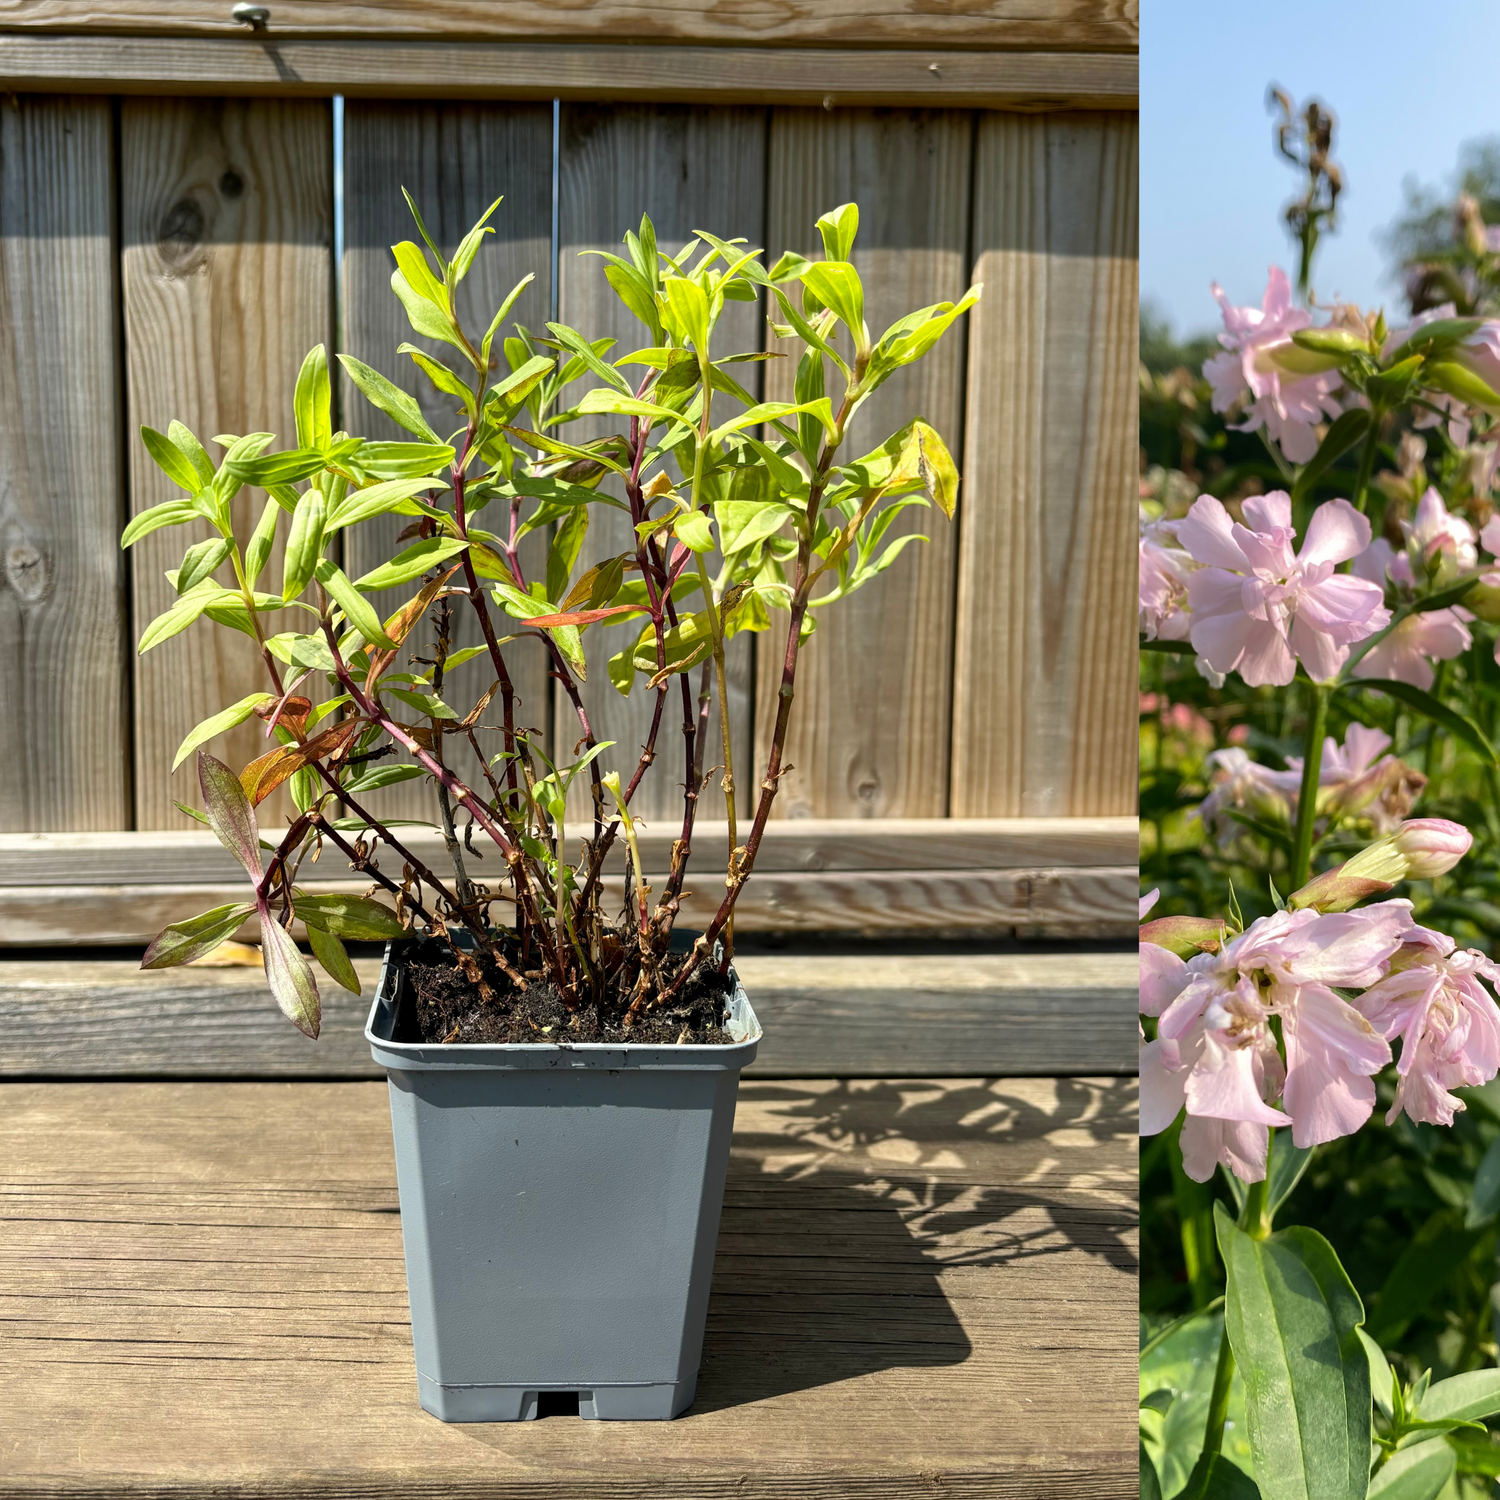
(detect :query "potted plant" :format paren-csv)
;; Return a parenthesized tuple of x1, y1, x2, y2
(128, 192, 978, 1421)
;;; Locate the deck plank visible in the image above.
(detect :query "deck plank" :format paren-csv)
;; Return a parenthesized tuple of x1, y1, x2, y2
(0, 1078, 1136, 1497)
(0, 951, 1137, 1077)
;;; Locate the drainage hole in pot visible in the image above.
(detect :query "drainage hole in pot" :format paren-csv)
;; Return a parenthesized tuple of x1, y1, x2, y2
(535, 1391, 582, 1418)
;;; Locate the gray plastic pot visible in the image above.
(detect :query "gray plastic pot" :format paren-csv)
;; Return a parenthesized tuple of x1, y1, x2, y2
(365, 940, 761, 1422)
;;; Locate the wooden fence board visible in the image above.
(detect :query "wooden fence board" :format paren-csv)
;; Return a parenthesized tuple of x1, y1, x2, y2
(950, 112, 1136, 817)
(340, 100, 554, 820)
(0, 38, 1139, 108)
(0, 95, 128, 833)
(121, 97, 332, 828)
(555, 103, 764, 825)
(0, 817, 1140, 882)
(0, 950, 1137, 1076)
(0, 2, 1141, 51)
(759, 107, 972, 820)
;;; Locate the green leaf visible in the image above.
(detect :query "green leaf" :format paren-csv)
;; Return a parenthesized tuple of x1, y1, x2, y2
(1366, 1443, 1456, 1500)
(575, 387, 695, 428)
(800, 260, 866, 341)
(480, 272, 538, 367)
(675, 509, 715, 553)
(608, 642, 636, 697)
(197, 750, 264, 880)
(1289, 407, 1371, 509)
(1414, 1369, 1500, 1427)
(710, 398, 835, 446)
(547, 504, 589, 605)
(391, 269, 465, 354)
(392, 239, 448, 309)
(353, 537, 468, 592)
(230, 501, 275, 591)
(176, 535, 232, 594)
(1470, 1136, 1500, 1227)
(399, 343, 475, 413)
(314, 558, 399, 649)
(293, 893, 406, 941)
(816, 202, 859, 261)
(326, 477, 448, 532)
(294, 344, 332, 448)
(343, 350, 444, 439)
(1425, 359, 1500, 412)
(173, 692, 277, 772)
(352, 438, 456, 480)
(1266, 1130, 1314, 1217)
(228, 448, 328, 487)
(340, 762, 425, 795)
(878, 285, 982, 369)
(141, 903, 256, 969)
(137, 584, 220, 653)
(122, 500, 201, 548)
(1140, 1310, 1255, 1496)
(604, 262, 661, 336)
(383, 686, 458, 720)
(451, 194, 502, 285)
(1215, 1204, 1369, 1500)
(661, 275, 711, 351)
(546, 321, 632, 393)
(306, 924, 361, 995)
(141, 425, 204, 492)
(1340, 678, 1498, 766)
(281, 486, 327, 602)
(260, 916, 321, 1039)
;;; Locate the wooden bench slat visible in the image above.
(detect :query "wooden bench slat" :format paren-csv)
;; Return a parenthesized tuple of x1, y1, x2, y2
(0, 1078, 1136, 1496)
(0, 951, 1137, 1077)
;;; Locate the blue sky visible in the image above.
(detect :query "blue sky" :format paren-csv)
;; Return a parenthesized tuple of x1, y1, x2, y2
(1143, 0, 1500, 340)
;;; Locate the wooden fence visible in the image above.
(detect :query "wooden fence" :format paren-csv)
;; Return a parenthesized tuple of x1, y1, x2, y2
(0, 6, 1138, 941)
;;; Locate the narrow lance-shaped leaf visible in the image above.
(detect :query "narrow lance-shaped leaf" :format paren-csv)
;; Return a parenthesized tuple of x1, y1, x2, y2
(174, 694, 277, 772)
(1338, 678, 1498, 766)
(293, 344, 332, 448)
(352, 537, 469, 592)
(141, 903, 256, 970)
(307, 923, 362, 995)
(260, 914, 321, 1039)
(141, 425, 204, 492)
(198, 751, 264, 880)
(314, 558, 399, 650)
(338, 353, 441, 443)
(293, 893, 407, 941)
(244, 497, 280, 587)
(176, 535, 233, 594)
(281, 486, 326, 602)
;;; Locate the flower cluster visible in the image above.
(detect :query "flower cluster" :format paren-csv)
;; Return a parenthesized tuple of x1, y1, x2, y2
(1195, 722, 1423, 847)
(1203, 266, 1345, 462)
(1139, 820, 1499, 1182)
(1176, 491, 1388, 687)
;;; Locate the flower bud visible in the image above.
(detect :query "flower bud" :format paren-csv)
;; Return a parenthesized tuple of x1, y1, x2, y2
(1138, 916, 1223, 958)
(1391, 818, 1472, 879)
(1463, 578, 1500, 623)
(1287, 869, 1395, 913)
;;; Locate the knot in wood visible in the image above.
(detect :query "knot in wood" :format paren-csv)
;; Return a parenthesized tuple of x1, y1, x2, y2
(4, 537, 46, 602)
(158, 197, 207, 267)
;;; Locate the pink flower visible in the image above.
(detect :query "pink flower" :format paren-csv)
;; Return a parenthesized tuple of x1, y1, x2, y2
(1352, 609, 1471, 691)
(1139, 514, 1195, 641)
(1140, 888, 1159, 921)
(1403, 488, 1478, 582)
(1282, 723, 1426, 833)
(1144, 904, 1411, 1175)
(1358, 933, 1500, 1126)
(1195, 747, 1298, 848)
(1391, 818, 1473, 878)
(1179, 492, 1390, 687)
(1202, 267, 1344, 462)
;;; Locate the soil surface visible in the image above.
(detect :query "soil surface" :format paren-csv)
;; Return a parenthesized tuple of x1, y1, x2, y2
(393, 936, 737, 1046)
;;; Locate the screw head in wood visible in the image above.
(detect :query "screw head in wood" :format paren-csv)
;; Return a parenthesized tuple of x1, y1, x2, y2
(231, 3, 270, 27)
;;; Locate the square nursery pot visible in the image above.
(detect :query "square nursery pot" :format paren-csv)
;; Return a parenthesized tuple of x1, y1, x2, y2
(365, 939, 761, 1422)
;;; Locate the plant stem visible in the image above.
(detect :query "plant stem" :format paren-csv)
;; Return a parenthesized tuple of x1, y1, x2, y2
(1290, 680, 1329, 891)
(1351, 406, 1384, 515)
(1181, 1148, 1275, 1500)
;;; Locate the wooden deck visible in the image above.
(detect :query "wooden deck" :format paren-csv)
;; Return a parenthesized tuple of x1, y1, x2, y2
(0, 1076, 1136, 1498)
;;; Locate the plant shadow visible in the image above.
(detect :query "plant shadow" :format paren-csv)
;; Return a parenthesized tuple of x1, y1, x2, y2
(689, 1077, 1137, 1412)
